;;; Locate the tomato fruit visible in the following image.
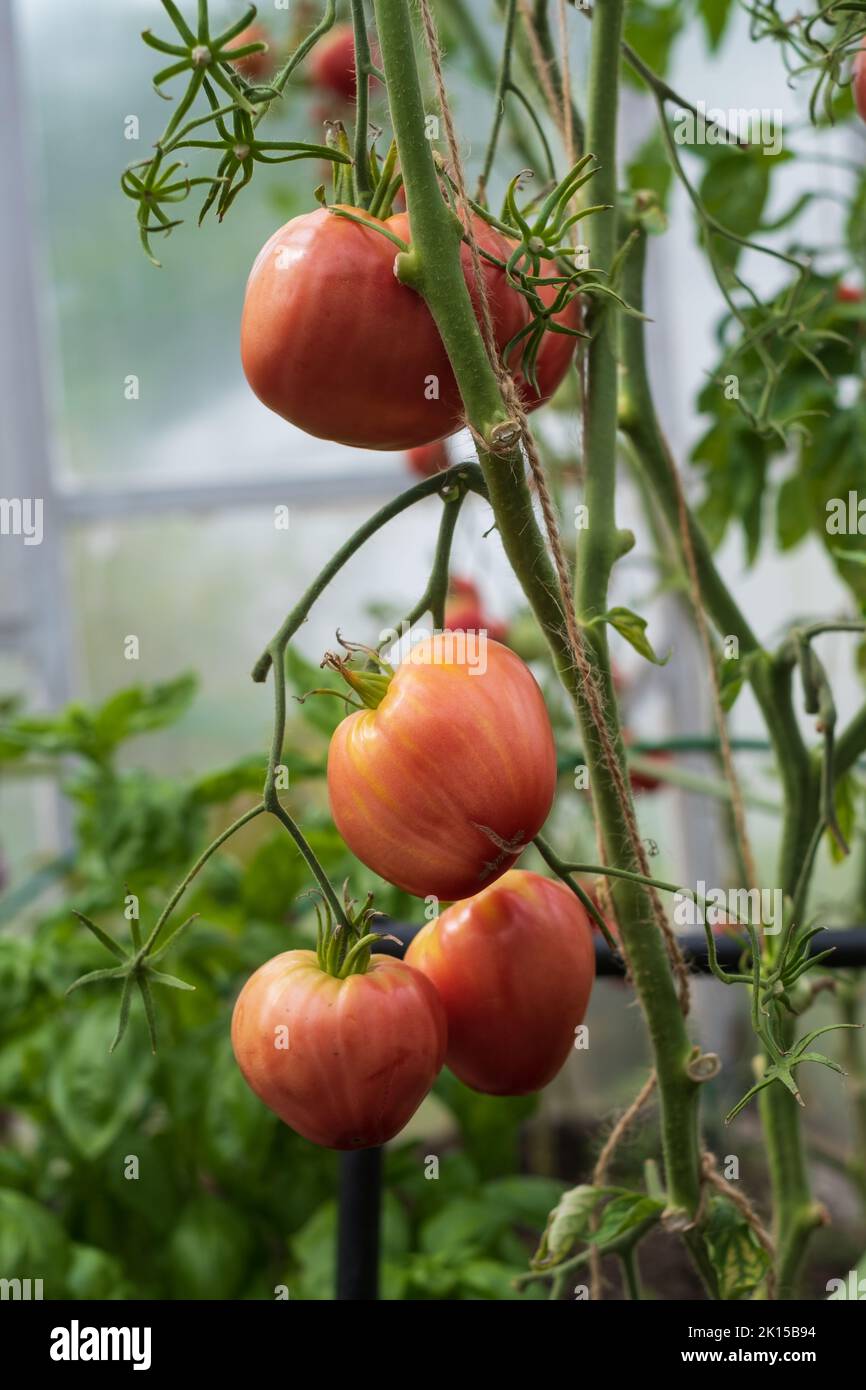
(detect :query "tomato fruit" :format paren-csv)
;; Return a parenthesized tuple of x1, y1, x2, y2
(837, 283, 864, 304)
(443, 576, 507, 642)
(629, 751, 672, 794)
(240, 207, 526, 449)
(227, 24, 274, 81)
(855, 38, 866, 124)
(406, 869, 595, 1095)
(327, 634, 556, 899)
(406, 440, 450, 477)
(310, 23, 377, 102)
(231, 949, 446, 1149)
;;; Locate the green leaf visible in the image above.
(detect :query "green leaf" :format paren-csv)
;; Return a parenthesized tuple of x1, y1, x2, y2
(697, 148, 774, 272)
(168, 1195, 253, 1299)
(419, 1197, 506, 1256)
(776, 473, 812, 552)
(697, 0, 735, 50)
(532, 1184, 602, 1268)
(481, 1176, 567, 1229)
(201, 1035, 279, 1183)
(592, 1192, 664, 1246)
(703, 1196, 770, 1300)
(0, 1190, 70, 1296)
(627, 130, 673, 210)
(718, 655, 745, 712)
(240, 835, 311, 923)
(597, 607, 668, 665)
(623, 2, 683, 85)
(92, 675, 197, 750)
(65, 1244, 129, 1300)
(193, 756, 266, 805)
(48, 1001, 154, 1158)
(828, 773, 857, 865)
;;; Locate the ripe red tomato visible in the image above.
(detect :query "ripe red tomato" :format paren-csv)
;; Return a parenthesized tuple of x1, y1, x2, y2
(629, 750, 672, 794)
(406, 440, 450, 477)
(836, 283, 864, 304)
(854, 38, 866, 123)
(406, 869, 595, 1095)
(443, 576, 507, 641)
(226, 24, 274, 81)
(231, 949, 446, 1149)
(623, 729, 672, 793)
(513, 280, 582, 410)
(327, 634, 556, 899)
(240, 207, 526, 449)
(310, 24, 377, 102)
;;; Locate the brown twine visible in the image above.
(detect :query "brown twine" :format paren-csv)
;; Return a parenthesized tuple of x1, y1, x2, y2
(557, 0, 576, 172)
(700, 1150, 777, 1300)
(417, 0, 691, 1015)
(670, 453, 760, 892)
(517, 0, 566, 148)
(588, 1070, 658, 1298)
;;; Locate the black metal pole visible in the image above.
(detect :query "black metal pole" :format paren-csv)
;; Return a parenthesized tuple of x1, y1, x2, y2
(336, 1146, 383, 1300)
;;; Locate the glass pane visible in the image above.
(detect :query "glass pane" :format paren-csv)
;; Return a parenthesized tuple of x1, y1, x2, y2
(13, 0, 408, 484)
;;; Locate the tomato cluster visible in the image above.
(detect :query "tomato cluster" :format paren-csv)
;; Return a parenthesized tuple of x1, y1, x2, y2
(241, 207, 579, 449)
(233, 184, 591, 1150)
(232, 631, 596, 1148)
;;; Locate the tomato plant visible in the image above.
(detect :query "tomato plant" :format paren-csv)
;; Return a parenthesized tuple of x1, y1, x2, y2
(38, 0, 866, 1308)
(326, 634, 556, 900)
(231, 946, 445, 1150)
(406, 870, 595, 1095)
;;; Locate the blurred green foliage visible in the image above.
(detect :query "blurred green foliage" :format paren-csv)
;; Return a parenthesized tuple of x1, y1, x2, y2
(0, 667, 560, 1300)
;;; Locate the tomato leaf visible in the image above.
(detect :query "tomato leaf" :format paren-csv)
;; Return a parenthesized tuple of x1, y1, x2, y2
(591, 1192, 665, 1246)
(697, 0, 736, 50)
(776, 473, 812, 552)
(627, 131, 674, 211)
(702, 1196, 771, 1300)
(532, 1183, 602, 1267)
(827, 773, 857, 865)
(718, 655, 745, 711)
(696, 147, 776, 272)
(623, 2, 683, 85)
(532, 1184, 664, 1269)
(596, 607, 669, 665)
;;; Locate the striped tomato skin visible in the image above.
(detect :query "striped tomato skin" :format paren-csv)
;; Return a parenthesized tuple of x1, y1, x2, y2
(406, 870, 595, 1095)
(231, 950, 446, 1150)
(326, 636, 557, 900)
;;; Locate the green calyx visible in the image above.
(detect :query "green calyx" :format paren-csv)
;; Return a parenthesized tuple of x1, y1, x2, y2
(314, 888, 396, 978)
(66, 907, 197, 1053)
(320, 640, 394, 710)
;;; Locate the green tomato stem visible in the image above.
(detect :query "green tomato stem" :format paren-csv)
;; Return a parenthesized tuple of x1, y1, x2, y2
(372, 0, 707, 1261)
